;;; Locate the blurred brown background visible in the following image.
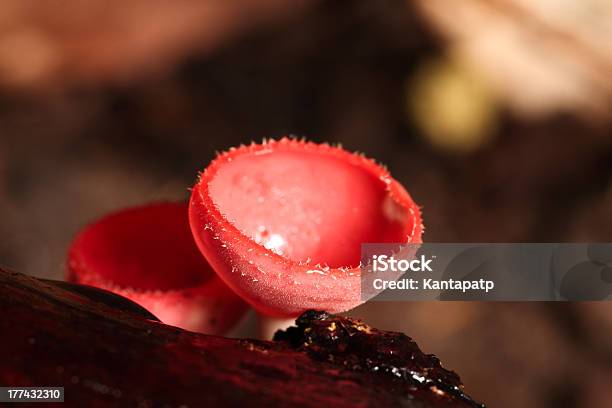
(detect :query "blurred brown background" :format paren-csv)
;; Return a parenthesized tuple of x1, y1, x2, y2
(1, 1, 612, 407)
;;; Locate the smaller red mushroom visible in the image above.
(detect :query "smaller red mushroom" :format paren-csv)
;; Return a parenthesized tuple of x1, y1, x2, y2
(67, 202, 248, 335)
(189, 138, 423, 334)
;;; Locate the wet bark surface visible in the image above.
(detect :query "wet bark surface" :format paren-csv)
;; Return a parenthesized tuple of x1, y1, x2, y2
(0, 268, 482, 407)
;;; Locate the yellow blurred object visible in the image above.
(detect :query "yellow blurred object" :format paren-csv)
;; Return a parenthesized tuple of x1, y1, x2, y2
(407, 56, 498, 154)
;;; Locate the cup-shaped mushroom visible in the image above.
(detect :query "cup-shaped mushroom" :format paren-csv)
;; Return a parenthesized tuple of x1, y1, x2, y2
(67, 202, 248, 334)
(189, 138, 423, 317)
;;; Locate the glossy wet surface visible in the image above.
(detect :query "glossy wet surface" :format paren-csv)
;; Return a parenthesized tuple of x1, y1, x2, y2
(208, 148, 411, 268)
(0, 269, 482, 407)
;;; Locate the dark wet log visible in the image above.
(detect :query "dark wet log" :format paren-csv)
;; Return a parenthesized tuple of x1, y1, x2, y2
(0, 269, 483, 407)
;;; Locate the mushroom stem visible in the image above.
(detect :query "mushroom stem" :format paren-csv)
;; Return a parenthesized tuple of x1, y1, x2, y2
(257, 314, 294, 340)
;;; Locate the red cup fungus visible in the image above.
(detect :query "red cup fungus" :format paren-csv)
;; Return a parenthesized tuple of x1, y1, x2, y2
(67, 202, 248, 334)
(189, 138, 423, 317)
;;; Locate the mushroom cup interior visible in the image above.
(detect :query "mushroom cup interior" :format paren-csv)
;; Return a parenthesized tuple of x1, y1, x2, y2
(75, 204, 212, 291)
(209, 149, 415, 269)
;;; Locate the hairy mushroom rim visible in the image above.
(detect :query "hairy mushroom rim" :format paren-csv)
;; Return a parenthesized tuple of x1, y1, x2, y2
(190, 138, 423, 319)
(67, 202, 247, 334)
(69, 203, 211, 291)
